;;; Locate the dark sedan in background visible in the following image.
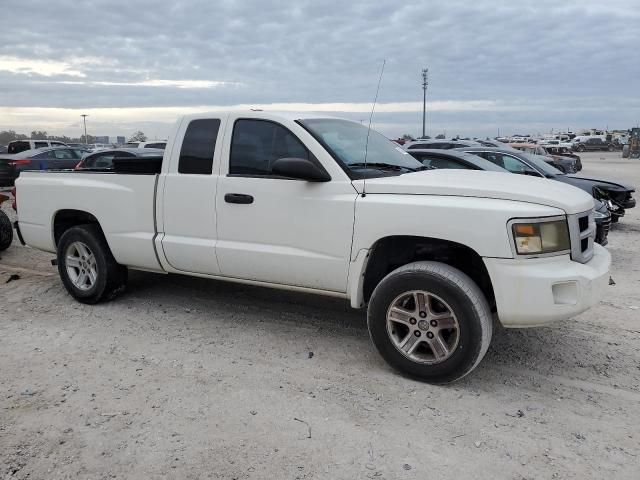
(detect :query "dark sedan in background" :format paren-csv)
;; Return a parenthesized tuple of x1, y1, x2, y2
(75, 147, 165, 169)
(458, 147, 635, 222)
(408, 148, 612, 245)
(0, 146, 88, 186)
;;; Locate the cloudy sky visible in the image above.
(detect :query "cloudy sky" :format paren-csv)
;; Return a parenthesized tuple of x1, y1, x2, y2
(1, 0, 638, 139)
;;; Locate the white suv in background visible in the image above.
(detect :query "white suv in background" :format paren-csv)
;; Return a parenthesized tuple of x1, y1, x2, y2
(7, 139, 68, 154)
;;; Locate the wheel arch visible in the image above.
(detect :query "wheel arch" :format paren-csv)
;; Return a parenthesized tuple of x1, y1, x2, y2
(52, 209, 105, 248)
(359, 235, 495, 310)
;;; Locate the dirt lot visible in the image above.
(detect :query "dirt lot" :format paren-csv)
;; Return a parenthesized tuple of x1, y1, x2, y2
(1, 152, 639, 480)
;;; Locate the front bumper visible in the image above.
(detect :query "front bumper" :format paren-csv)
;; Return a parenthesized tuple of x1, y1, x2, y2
(622, 197, 636, 209)
(484, 244, 611, 327)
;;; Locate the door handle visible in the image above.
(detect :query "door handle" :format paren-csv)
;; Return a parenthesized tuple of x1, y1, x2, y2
(224, 193, 254, 204)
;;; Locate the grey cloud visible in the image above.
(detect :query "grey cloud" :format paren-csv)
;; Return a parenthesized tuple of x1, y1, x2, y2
(0, 0, 638, 137)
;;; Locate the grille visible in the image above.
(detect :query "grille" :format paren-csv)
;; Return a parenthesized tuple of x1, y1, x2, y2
(568, 210, 595, 263)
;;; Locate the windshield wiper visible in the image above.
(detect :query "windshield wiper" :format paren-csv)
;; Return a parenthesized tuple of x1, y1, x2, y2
(349, 162, 431, 172)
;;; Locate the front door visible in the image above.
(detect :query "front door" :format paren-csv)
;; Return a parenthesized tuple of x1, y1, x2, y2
(215, 118, 357, 292)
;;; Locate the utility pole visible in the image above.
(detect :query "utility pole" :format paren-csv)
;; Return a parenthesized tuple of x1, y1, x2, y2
(81, 114, 89, 144)
(421, 68, 428, 138)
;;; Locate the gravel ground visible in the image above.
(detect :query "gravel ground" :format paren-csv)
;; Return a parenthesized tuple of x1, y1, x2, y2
(1, 151, 639, 480)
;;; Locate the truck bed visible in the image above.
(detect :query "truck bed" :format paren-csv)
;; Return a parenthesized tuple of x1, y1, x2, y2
(16, 170, 163, 272)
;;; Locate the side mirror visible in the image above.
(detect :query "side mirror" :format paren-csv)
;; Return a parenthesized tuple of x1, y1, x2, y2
(271, 157, 331, 182)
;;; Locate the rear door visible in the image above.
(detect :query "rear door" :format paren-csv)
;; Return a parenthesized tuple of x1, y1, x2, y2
(214, 116, 356, 292)
(160, 117, 224, 275)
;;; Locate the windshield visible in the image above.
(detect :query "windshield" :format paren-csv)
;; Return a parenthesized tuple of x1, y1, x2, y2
(521, 152, 563, 175)
(299, 118, 425, 178)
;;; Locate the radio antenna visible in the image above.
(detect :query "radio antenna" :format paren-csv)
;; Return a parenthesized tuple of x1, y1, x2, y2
(362, 59, 386, 198)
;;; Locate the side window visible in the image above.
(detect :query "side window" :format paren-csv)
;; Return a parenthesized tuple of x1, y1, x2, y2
(33, 151, 50, 159)
(178, 119, 221, 175)
(35, 141, 48, 149)
(229, 119, 308, 176)
(85, 152, 115, 168)
(145, 143, 166, 149)
(479, 151, 502, 167)
(425, 156, 469, 169)
(501, 154, 540, 176)
(501, 155, 526, 173)
(54, 149, 74, 159)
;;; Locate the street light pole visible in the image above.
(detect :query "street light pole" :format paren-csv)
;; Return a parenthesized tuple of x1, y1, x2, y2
(81, 114, 88, 144)
(421, 68, 428, 138)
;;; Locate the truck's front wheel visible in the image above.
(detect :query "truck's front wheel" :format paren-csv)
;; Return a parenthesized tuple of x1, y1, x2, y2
(368, 261, 492, 384)
(57, 225, 127, 304)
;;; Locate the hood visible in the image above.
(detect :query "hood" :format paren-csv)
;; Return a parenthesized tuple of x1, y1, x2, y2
(562, 174, 635, 193)
(352, 170, 594, 214)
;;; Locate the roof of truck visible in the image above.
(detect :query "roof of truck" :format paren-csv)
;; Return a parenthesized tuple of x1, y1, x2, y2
(179, 110, 349, 122)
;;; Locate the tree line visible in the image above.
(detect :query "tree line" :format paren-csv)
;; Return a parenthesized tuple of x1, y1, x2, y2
(0, 130, 147, 145)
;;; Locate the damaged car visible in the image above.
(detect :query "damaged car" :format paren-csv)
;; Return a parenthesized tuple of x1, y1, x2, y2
(457, 147, 635, 222)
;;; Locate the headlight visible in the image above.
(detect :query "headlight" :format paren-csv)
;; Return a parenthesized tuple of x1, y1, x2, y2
(594, 209, 609, 219)
(510, 218, 571, 256)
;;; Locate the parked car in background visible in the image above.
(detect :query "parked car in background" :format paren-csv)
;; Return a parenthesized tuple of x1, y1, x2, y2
(124, 141, 167, 149)
(0, 146, 85, 186)
(540, 139, 574, 149)
(404, 139, 480, 150)
(572, 137, 616, 152)
(0, 145, 7, 154)
(7, 139, 69, 154)
(476, 139, 517, 149)
(75, 147, 165, 169)
(458, 147, 635, 222)
(408, 149, 610, 245)
(543, 145, 582, 162)
(85, 143, 113, 151)
(509, 143, 581, 173)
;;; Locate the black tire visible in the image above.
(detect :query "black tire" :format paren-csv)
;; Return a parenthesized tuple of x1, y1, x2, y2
(622, 145, 630, 158)
(367, 261, 492, 384)
(57, 224, 127, 304)
(0, 210, 13, 251)
(607, 145, 614, 152)
(578, 145, 586, 152)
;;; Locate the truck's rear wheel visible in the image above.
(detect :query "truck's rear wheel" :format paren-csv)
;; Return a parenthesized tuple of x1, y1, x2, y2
(367, 261, 492, 384)
(0, 210, 13, 251)
(57, 225, 127, 304)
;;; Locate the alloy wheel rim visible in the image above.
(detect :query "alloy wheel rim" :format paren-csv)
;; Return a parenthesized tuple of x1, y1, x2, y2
(65, 241, 97, 291)
(386, 290, 460, 364)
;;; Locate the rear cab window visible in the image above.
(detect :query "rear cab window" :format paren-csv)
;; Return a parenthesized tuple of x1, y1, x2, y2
(178, 119, 221, 174)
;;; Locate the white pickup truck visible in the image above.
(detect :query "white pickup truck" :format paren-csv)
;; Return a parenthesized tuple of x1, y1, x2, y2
(14, 111, 612, 383)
